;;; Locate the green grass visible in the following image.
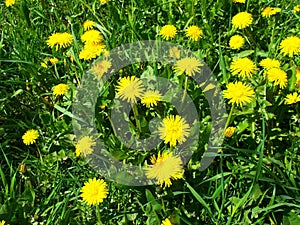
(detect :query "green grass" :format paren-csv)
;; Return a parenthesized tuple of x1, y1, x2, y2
(1, 0, 300, 224)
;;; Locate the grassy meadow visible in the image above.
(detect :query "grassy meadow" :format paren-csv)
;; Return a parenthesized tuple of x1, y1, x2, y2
(1, 0, 300, 224)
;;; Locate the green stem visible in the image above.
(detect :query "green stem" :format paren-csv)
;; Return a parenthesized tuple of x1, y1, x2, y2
(181, 76, 189, 104)
(96, 204, 103, 225)
(225, 104, 235, 129)
(107, 114, 117, 136)
(132, 104, 141, 135)
(35, 143, 43, 165)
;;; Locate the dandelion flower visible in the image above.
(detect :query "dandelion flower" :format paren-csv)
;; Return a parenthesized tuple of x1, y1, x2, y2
(53, 84, 69, 96)
(145, 151, 184, 187)
(223, 82, 255, 106)
(100, 0, 109, 4)
(259, 58, 280, 70)
(116, 76, 145, 104)
(0, 220, 6, 225)
(79, 42, 106, 60)
(232, 12, 253, 29)
(5, 0, 15, 7)
(49, 58, 59, 65)
(40, 62, 48, 68)
(294, 5, 300, 13)
(90, 60, 111, 79)
(285, 92, 300, 104)
(279, 36, 300, 57)
(232, 0, 245, 3)
(186, 25, 203, 41)
(295, 66, 300, 88)
(141, 90, 162, 108)
(46, 32, 73, 50)
(230, 57, 257, 78)
(262, 7, 281, 18)
(169, 46, 180, 59)
(22, 129, 39, 145)
(75, 136, 96, 157)
(225, 127, 236, 137)
(80, 178, 108, 205)
(81, 30, 103, 44)
(159, 25, 177, 40)
(161, 218, 172, 225)
(266, 68, 287, 89)
(158, 115, 190, 147)
(229, 35, 245, 49)
(83, 20, 95, 31)
(174, 57, 203, 76)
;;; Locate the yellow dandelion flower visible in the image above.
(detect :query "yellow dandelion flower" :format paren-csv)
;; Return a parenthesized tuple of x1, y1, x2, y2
(294, 5, 300, 13)
(285, 92, 300, 104)
(173, 57, 203, 76)
(75, 136, 96, 157)
(116, 76, 145, 104)
(159, 25, 177, 40)
(230, 57, 257, 78)
(265, 68, 287, 89)
(158, 115, 190, 147)
(79, 42, 106, 60)
(229, 35, 245, 49)
(225, 127, 236, 137)
(46, 32, 73, 50)
(22, 129, 39, 145)
(5, 0, 15, 6)
(232, 12, 253, 29)
(81, 30, 103, 44)
(279, 36, 300, 57)
(80, 178, 108, 205)
(49, 57, 59, 65)
(0, 220, 6, 225)
(100, 0, 109, 4)
(90, 59, 111, 79)
(145, 151, 184, 188)
(83, 20, 95, 31)
(223, 82, 255, 107)
(295, 66, 300, 88)
(262, 7, 281, 18)
(141, 90, 162, 108)
(186, 25, 203, 41)
(232, 0, 245, 3)
(40, 62, 48, 68)
(161, 218, 172, 225)
(53, 84, 69, 96)
(259, 58, 280, 70)
(169, 46, 181, 59)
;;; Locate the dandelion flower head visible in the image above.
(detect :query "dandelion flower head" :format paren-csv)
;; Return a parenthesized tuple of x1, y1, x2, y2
(230, 57, 257, 78)
(223, 82, 255, 106)
(186, 25, 203, 41)
(90, 59, 111, 79)
(116, 76, 145, 104)
(145, 151, 184, 188)
(232, 12, 253, 29)
(285, 92, 300, 105)
(80, 178, 108, 205)
(174, 57, 203, 76)
(266, 68, 287, 89)
(169, 46, 181, 59)
(262, 6, 281, 18)
(225, 127, 236, 138)
(161, 218, 172, 225)
(81, 29, 103, 44)
(75, 136, 96, 157)
(259, 58, 280, 70)
(294, 5, 300, 13)
(159, 25, 177, 40)
(279, 36, 300, 57)
(158, 115, 190, 147)
(22, 129, 39, 145)
(5, 0, 15, 6)
(83, 20, 95, 31)
(53, 83, 69, 96)
(229, 35, 245, 49)
(232, 0, 245, 3)
(141, 90, 162, 108)
(46, 32, 73, 50)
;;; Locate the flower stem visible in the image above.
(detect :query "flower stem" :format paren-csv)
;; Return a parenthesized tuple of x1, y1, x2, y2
(132, 104, 141, 135)
(181, 76, 189, 104)
(96, 204, 103, 225)
(225, 104, 235, 129)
